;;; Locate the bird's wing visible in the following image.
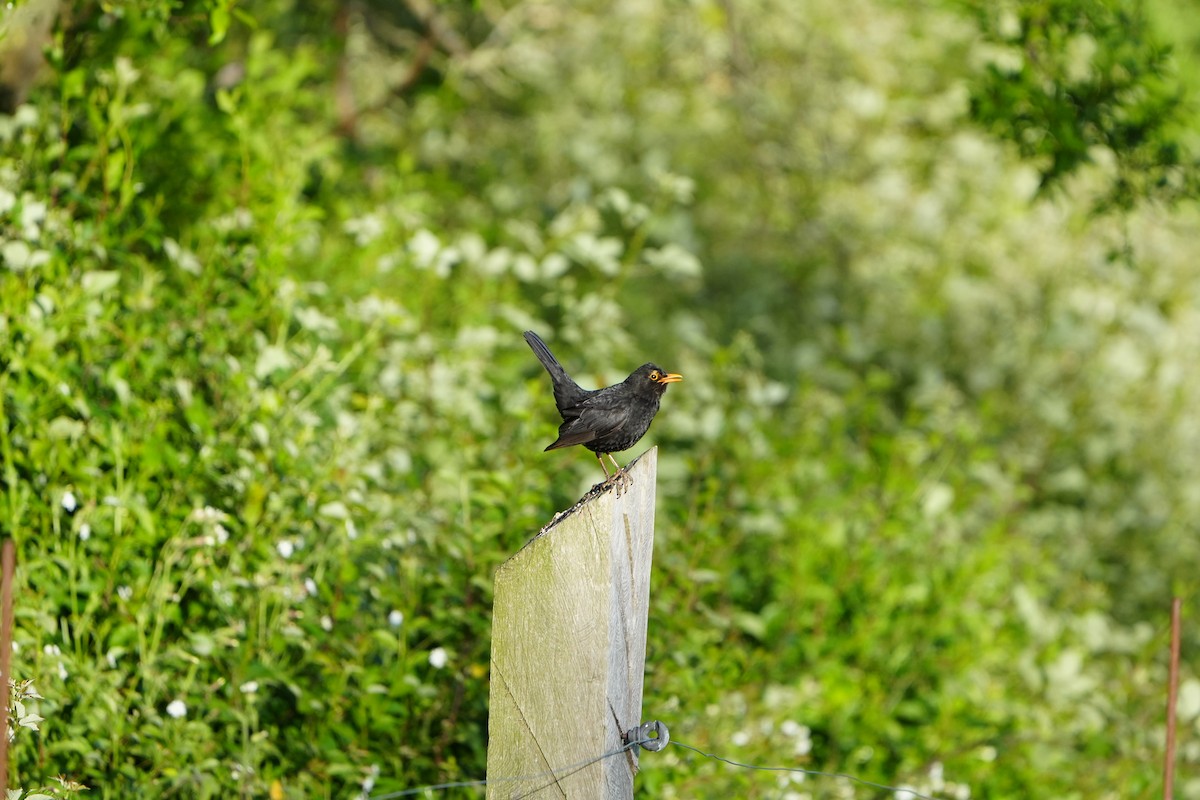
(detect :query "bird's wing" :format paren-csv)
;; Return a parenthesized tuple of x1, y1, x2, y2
(545, 396, 631, 450)
(580, 404, 631, 440)
(545, 427, 596, 449)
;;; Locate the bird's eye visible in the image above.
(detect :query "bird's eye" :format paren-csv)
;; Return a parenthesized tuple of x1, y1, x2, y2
(649, 370, 660, 381)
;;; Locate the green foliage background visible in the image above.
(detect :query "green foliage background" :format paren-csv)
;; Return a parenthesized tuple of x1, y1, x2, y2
(1, 0, 1198, 797)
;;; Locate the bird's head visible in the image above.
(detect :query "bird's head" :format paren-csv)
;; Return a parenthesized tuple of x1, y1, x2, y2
(628, 363, 683, 396)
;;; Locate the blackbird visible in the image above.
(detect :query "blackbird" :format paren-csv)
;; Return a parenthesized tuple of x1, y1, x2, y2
(524, 330, 682, 487)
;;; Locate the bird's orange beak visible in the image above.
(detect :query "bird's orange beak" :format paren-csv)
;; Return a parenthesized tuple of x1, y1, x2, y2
(657, 373, 683, 384)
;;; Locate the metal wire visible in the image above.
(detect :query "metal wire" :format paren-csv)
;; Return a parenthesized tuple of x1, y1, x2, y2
(671, 740, 940, 800)
(369, 738, 645, 800)
(373, 733, 943, 800)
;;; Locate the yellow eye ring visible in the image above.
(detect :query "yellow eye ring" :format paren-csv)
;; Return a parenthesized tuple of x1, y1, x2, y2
(649, 370, 660, 381)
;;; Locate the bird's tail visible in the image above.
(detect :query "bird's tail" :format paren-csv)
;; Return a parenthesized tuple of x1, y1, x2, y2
(524, 330, 588, 408)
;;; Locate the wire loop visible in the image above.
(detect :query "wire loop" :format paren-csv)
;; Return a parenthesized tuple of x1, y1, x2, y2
(624, 720, 670, 753)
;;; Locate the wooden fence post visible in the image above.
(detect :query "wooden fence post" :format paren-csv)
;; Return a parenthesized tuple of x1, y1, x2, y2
(486, 448, 658, 799)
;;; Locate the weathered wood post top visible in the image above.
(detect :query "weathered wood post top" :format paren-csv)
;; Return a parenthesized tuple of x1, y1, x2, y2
(486, 448, 658, 799)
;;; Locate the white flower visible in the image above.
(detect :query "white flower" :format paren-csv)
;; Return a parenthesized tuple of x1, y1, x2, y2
(731, 730, 750, 747)
(781, 720, 813, 756)
(255, 345, 293, 380)
(1, 240, 37, 271)
(320, 615, 333, 632)
(166, 700, 187, 719)
(164, 238, 202, 275)
(187, 505, 227, 524)
(117, 585, 133, 601)
(43, 644, 60, 657)
(1064, 34, 1097, 83)
(61, 491, 77, 513)
(388, 610, 404, 628)
(929, 761, 945, 790)
(1177, 679, 1200, 720)
(304, 578, 318, 597)
(78, 523, 91, 541)
(409, 229, 442, 268)
(997, 8, 1021, 39)
(239, 681, 259, 695)
(344, 213, 384, 246)
(213, 524, 229, 545)
(428, 647, 448, 669)
(319, 502, 348, 519)
(359, 764, 381, 797)
(777, 772, 806, 789)
(277, 540, 294, 559)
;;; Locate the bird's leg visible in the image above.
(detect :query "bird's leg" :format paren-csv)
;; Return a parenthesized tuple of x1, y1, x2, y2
(596, 452, 614, 481)
(607, 453, 633, 495)
(606, 453, 623, 477)
(595, 452, 631, 495)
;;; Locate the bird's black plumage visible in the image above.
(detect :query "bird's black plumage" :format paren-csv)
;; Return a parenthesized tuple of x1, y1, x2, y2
(524, 330, 682, 482)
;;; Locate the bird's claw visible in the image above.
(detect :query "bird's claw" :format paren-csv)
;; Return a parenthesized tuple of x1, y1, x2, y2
(605, 469, 634, 497)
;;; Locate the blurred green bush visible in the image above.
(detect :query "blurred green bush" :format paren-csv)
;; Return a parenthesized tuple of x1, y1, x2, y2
(0, 0, 1197, 797)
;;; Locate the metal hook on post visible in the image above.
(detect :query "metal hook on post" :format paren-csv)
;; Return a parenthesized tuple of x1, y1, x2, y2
(624, 720, 670, 753)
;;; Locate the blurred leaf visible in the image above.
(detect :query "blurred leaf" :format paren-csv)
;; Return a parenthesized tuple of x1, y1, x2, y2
(80, 270, 120, 295)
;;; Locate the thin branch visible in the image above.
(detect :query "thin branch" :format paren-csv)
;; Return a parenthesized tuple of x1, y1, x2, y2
(1163, 597, 1182, 800)
(404, 0, 469, 58)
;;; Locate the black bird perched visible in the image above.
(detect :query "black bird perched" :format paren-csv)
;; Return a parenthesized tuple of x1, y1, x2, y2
(524, 330, 682, 488)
